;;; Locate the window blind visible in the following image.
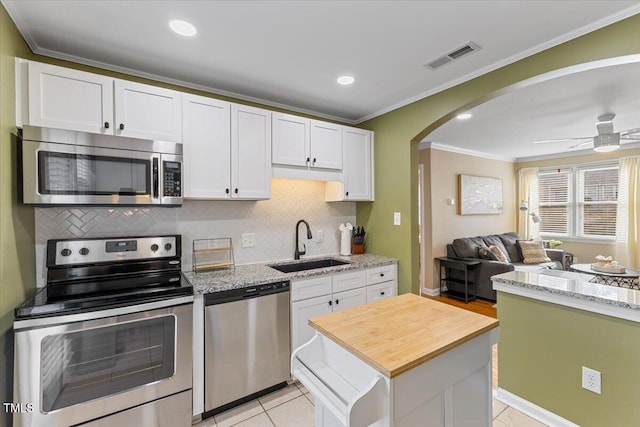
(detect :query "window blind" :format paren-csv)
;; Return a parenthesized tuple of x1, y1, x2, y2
(537, 164, 618, 239)
(578, 167, 618, 237)
(538, 170, 570, 235)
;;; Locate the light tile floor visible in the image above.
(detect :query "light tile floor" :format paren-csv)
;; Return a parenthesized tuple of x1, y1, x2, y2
(194, 382, 549, 427)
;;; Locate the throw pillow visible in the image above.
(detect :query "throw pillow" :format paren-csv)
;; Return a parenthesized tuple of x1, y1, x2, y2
(518, 240, 551, 264)
(488, 245, 508, 263)
(478, 247, 499, 261)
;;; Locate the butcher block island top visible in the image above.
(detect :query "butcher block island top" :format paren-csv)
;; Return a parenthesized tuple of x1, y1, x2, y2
(308, 293, 499, 378)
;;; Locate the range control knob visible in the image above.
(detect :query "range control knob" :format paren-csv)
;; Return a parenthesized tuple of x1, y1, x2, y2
(79, 248, 90, 256)
(60, 248, 72, 257)
(164, 243, 172, 251)
(151, 244, 159, 252)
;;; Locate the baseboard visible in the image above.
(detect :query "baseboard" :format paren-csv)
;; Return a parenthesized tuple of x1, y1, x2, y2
(420, 287, 440, 297)
(495, 388, 579, 427)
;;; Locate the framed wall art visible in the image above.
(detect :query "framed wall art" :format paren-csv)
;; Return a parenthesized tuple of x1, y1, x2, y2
(458, 174, 503, 215)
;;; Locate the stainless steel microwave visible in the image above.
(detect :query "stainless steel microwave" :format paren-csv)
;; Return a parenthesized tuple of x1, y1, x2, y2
(20, 126, 183, 206)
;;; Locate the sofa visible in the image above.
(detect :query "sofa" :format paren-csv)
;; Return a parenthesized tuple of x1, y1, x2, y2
(444, 232, 567, 301)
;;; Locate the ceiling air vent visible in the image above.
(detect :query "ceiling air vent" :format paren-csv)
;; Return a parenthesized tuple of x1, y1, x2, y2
(424, 41, 481, 70)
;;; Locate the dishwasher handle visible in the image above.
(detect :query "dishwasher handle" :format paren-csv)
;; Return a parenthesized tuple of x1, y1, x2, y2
(205, 281, 290, 305)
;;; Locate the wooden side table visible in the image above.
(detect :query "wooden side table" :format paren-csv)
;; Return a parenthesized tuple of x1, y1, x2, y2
(435, 257, 481, 303)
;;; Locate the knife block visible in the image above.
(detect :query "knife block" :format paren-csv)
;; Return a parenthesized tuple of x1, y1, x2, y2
(351, 238, 365, 255)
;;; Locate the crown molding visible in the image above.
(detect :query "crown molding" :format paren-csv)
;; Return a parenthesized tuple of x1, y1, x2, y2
(421, 142, 515, 162)
(514, 141, 640, 163)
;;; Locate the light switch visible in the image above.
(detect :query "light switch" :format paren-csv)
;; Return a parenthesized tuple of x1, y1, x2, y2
(393, 212, 401, 226)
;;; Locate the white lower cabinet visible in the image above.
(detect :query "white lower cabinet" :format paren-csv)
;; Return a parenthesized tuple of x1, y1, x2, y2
(366, 282, 395, 303)
(290, 265, 397, 355)
(291, 295, 332, 354)
(332, 288, 366, 312)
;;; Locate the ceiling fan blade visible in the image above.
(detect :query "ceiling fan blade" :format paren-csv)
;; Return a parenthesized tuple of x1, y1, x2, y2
(621, 128, 640, 136)
(569, 141, 592, 149)
(533, 137, 592, 144)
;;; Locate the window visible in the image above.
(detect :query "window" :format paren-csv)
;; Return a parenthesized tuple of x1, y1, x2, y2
(537, 164, 618, 239)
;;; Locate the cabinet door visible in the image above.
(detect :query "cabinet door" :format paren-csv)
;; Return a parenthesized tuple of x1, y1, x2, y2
(27, 62, 113, 134)
(366, 264, 396, 286)
(272, 112, 309, 167)
(332, 288, 366, 313)
(114, 80, 182, 142)
(343, 127, 374, 200)
(366, 281, 395, 303)
(231, 104, 272, 199)
(291, 295, 332, 352)
(310, 120, 342, 170)
(182, 95, 231, 199)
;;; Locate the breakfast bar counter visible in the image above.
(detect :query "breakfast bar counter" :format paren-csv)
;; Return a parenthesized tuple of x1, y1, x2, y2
(491, 270, 640, 426)
(292, 293, 499, 427)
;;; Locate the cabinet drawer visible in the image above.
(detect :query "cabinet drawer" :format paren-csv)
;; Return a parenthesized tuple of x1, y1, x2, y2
(332, 270, 365, 293)
(366, 265, 396, 285)
(291, 276, 332, 302)
(366, 282, 395, 303)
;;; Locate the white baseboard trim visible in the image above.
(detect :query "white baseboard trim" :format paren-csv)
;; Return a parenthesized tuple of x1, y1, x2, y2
(495, 388, 580, 427)
(420, 287, 440, 297)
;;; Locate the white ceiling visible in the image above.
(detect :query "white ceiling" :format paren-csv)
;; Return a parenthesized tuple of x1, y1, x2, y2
(3, 0, 640, 126)
(424, 60, 640, 161)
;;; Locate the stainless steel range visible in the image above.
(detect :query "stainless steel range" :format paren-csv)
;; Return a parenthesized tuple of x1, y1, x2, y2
(13, 235, 193, 427)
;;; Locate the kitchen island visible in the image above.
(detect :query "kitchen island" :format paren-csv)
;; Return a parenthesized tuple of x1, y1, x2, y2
(492, 270, 640, 427)
(292, 293, 499, 427)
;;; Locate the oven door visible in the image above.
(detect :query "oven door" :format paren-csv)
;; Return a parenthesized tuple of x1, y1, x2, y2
(13, 300, 192, 427)
(21, 139, 171, 206)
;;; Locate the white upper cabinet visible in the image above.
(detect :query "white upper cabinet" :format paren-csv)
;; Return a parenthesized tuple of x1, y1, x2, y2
(272, 113, 342, 171)
(231, 104, 272, 200)
(19, 60, 182, 142)
(326, 127, 374, 201)
(114, 80, 182, 142)
(182, 96, 271, 200)
(309, 120, 342, 170)
(25, 61, 113, 134)
(272, 112, 309, 167)
(182, 94, 231, 199)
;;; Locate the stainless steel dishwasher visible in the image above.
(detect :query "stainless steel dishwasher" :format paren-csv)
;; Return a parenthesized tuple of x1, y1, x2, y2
(204, 281, 290, 417)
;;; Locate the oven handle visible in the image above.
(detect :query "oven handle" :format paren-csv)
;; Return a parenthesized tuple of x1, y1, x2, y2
(14, 295, 194, 330)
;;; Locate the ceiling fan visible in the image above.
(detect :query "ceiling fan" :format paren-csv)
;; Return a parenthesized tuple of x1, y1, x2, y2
(533, 113, 640, 152)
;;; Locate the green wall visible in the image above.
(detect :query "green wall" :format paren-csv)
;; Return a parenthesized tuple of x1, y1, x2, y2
(498, 292, 640, 426)
(358, 14, 640, 295)
(0, 6, 36, 427)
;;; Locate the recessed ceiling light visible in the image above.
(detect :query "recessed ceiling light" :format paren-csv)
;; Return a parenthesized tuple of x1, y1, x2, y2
(337, 75, 355, 85)
(169, 20, 197, 37)
(456, 113, 472, 120)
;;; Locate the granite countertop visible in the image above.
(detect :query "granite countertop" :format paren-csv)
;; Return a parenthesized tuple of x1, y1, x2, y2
(184, 253, 397, 294)
(492, 270, 640, 312)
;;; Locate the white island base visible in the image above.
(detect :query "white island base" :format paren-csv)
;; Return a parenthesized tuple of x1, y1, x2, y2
(292, 327, 498, 427)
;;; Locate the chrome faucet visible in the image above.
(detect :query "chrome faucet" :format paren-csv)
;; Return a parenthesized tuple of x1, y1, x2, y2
(294, 220, 312, 260)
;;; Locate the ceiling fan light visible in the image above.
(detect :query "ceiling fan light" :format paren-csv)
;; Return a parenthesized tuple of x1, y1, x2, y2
(593, 133, 620, 152)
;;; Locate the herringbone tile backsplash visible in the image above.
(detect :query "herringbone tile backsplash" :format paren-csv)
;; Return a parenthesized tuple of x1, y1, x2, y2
(35, 179, 356, 286)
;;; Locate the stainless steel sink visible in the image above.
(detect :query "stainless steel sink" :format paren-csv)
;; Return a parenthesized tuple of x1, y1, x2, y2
(269, 258, 350, 273)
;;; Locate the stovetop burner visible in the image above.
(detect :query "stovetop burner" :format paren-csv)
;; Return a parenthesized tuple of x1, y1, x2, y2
(15, 235, 193, 319)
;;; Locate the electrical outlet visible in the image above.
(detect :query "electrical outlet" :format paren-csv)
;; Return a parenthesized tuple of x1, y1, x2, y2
(393, 212, 401, 225)
(317, 230, 324, 243)
(582, 366, 601, 394)
(241, 233, 256, 248)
